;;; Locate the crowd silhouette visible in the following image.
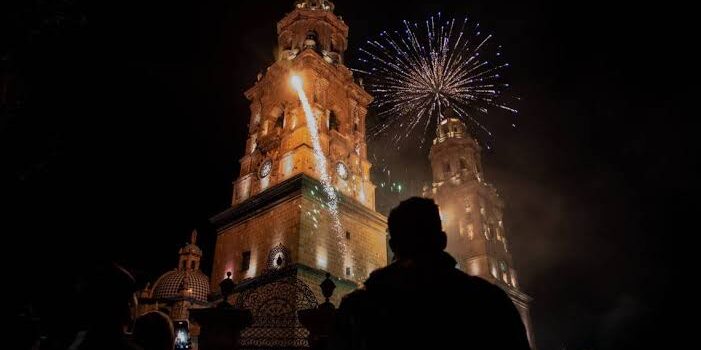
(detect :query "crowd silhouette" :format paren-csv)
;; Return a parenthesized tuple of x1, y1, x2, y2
(17, 197, 529, 350)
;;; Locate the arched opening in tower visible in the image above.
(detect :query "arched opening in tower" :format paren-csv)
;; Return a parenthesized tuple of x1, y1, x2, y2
(329, 111, 340, 132)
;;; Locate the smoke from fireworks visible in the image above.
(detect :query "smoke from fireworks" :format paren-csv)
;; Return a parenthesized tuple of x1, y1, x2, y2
(355, 13, 518, 148)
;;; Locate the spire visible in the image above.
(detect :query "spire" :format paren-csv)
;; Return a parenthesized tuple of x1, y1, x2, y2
(190, 230, 198, 245)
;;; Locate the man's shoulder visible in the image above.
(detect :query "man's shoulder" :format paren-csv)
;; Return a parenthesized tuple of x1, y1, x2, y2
(454, 270, 501, 290)
(453, 271, 513, 300)
(364, 261, 499, 287)
(367, 262, 401, 280)
(339, 287, 370, 305)
(337, 265, 399, 309)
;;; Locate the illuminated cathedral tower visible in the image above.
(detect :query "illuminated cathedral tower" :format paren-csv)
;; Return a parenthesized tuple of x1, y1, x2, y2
(210, 1, 387, 347)
(425, 117, 536, 348)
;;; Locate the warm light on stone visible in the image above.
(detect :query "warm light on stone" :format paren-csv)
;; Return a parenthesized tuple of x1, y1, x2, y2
(425, 117, 535, 348)
(212, 1, 384, 310)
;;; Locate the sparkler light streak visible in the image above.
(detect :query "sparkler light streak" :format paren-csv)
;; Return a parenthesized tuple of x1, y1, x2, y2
(291, 75, 350, 267)
(355, 13, 518, 148)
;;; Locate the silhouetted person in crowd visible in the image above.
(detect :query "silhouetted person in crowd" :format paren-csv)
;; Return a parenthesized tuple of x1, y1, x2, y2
(330, 197, 530, 350)
(69, 263, 143, 350)
(12, 304, 41, 350)
(133, 311, 175, 350)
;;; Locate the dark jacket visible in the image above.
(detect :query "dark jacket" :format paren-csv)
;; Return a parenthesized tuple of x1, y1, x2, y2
(330, 252, 530, 350)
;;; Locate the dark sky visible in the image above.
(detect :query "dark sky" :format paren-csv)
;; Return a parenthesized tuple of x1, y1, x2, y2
(2, 0, 696, 349)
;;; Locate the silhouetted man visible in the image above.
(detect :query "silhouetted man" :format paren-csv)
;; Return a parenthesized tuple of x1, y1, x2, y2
(330, 197, 530, 350)
(69, 263, 143, 350)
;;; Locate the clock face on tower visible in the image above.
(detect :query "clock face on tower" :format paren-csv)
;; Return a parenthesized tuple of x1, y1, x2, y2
(336, 161, 349, 180)
(259, 159, 273, 178)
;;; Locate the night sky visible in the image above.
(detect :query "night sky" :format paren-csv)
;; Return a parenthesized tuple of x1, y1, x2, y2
(3, 1, 696, 349)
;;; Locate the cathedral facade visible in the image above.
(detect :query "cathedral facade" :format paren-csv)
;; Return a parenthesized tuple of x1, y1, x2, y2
(209, 0, 387, 347)
(424, 117, 536, 348)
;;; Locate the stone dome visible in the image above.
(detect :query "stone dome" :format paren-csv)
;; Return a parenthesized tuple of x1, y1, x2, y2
(152, 269, 210, 304)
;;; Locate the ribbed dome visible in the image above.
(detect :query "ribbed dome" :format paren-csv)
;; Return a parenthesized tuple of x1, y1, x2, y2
(152, 269, 210, 304)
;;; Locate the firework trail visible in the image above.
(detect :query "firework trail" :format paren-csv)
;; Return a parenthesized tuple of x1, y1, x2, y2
(291, 75, 352, 272)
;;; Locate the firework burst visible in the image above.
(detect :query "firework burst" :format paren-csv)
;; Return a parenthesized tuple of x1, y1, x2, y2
(355, 13, 517, 148)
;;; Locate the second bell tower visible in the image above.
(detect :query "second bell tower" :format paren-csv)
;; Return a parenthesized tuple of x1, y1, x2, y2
(425, 117, 536, 348)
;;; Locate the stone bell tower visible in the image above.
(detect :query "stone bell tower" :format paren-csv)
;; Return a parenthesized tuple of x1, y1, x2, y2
(229, 0, 375, 209)
(425, 117, 537, 348)
(210, 1, 387, 347)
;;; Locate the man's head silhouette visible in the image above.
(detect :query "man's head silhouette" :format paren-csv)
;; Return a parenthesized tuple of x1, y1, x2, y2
(387, 197, 447, 259)
(84, 263, 138, 331)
